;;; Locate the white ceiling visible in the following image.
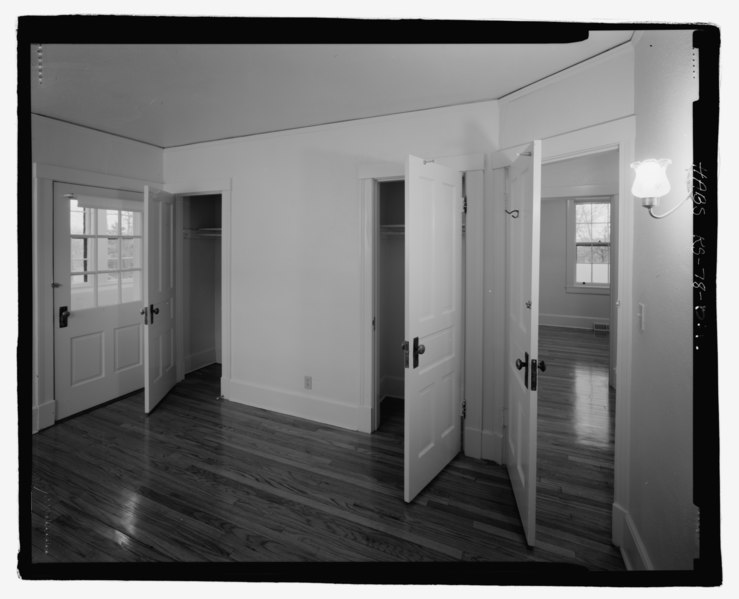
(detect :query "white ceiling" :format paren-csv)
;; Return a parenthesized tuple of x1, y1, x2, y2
(31, 33, 634, 148)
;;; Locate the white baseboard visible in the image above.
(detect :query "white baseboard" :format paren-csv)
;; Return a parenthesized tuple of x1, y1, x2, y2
(613, 502, 653, 570)
(482, 429, 503, 463)
(540, 313, 610, 330)
(226, 378, 363, 431)
(355, 406, 373, 434)
(185, 347, 217, 374)
(379, 375, 404, 400)
(33, 399, 56, 433)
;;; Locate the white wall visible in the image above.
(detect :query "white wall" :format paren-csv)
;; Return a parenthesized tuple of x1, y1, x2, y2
(32, 115, 164, 431)
(33, 115, 163, 183)
(164, 101, 499, 432)
(499, 45, 635, 150)
(623, 30, 697, 571)
(539, 151, 618, 329)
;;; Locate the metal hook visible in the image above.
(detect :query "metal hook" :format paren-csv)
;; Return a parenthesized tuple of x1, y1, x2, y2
(505, 209, 520, 218)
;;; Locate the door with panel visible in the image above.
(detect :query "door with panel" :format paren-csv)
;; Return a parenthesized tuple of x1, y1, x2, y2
(143, 185, 177, 414)
(504, 140, 543, 546)
(404, 155, 464, 503)
(53, 182, 145, 420)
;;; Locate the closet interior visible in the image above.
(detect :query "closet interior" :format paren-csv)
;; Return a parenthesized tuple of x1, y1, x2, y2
(181, 193, 222, 374)
(376, 180, 405, 418)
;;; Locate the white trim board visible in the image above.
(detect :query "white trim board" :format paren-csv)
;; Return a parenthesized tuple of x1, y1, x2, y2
(539, 314, 610, 330)
(226, 378, 364, 432)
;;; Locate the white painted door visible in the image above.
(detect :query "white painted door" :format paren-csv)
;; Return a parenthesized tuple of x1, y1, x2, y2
(505, 140, 542, 546)
(143, 186, 177, 413)
(53, 182, 145, 420)
(404, 155, 463, 503)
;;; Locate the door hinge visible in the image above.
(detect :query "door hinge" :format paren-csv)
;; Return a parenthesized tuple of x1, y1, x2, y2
(463, 196, 467, 214)
(372, 316, 376, 331)
(461, 399, 467, 420)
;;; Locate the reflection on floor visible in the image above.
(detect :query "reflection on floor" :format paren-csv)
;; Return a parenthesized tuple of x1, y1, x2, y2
(536, 325, 622, 570)
(30, 352, 623, 573)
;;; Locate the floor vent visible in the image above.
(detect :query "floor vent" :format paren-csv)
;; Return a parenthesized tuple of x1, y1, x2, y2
(593, 322, 610, 336)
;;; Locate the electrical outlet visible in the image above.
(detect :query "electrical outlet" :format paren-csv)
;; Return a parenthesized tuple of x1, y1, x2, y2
(304, 376, 312, 391)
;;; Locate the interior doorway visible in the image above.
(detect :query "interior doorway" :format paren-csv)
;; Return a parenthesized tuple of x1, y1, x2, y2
(374, 180, 405, 427)
(534, 149, 620, 561)
(176, 193, 223, 387)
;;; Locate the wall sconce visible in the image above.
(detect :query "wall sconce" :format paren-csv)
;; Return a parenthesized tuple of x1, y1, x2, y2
(631, 158, 691, 219)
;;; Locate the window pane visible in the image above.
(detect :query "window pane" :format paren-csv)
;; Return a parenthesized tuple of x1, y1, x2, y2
(575, 203, 591, 223)
(576, 246, 592, 284)
(592, 246, 610, 264)
(121, 238, 142, 269)
(121, 270, 142, 303)
(105, 238, 121, 271)
(70, 201, 94, 235)
(71, 237, 95, 273)
(576, 223, 593, 242)
(98, 209, 120, 236)
(121, 210, 142, 236)
(98, 272, 120, 306)
(590, 203, 610, 223)
(71, 274, 95, 310)
(576, 263, 592, 284)
(592, 264, 610, 284)
(591, 223, 610, 242)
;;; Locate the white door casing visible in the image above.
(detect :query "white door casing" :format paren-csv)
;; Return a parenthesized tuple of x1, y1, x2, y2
(404, 155, 464, 503)
(52, 182, 145, 420)
(504, 140, 542, 546)
(144, 185, 177, 414)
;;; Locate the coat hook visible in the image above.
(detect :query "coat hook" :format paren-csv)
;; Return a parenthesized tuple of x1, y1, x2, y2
(505, 209, 520, 218)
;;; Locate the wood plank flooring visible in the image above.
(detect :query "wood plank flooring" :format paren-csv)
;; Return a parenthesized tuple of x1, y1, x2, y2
(536, 325, 622, 570)
(27, 330, 623, 579)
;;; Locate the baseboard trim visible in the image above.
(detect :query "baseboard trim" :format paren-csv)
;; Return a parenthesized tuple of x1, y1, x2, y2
(613, 502, 654, 570)
(540, 313, 610, 330)
(185, 348, 217, 374)
(482, 429, 503, 463)
(226, 378, 362, 431)
(33, 399, 56, 433)
(379, 375, 404, 400)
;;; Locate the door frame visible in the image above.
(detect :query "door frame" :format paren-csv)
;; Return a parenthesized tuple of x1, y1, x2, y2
(357, 154, 485, 440)
(174, 191, 225, 384)
(494, 115, 635, 551)
(32, 163, 163, 432)
(166, 179, 232, 398)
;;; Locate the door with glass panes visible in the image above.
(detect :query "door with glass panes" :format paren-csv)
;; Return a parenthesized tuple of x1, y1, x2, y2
(53, 182, 145, 420)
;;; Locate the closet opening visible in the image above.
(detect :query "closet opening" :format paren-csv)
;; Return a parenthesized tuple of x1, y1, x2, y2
(375, 180, 405, 429)
(176, 193, 223, 391)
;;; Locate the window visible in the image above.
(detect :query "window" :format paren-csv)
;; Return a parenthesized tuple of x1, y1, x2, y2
(69, 199, 143, 310)
(567, 197, 611, 294)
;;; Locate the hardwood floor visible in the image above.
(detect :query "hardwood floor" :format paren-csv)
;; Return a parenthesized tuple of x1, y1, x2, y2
(537, 325, 622, 571)
(26, 334, 623, 579)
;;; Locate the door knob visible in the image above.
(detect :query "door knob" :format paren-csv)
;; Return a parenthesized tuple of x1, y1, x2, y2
(515, 352, 529, 389)
(59, 306, 70, 328)
(537, 360, 546, 372)
(412, 337, 425, 368)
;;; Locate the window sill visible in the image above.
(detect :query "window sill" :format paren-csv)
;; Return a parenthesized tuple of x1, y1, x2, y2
(566, 284, 610, 295)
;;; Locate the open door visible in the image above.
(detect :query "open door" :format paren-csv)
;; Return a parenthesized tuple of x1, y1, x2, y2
(505, 140, 542, 546)
(143, 185, 177, 414)
(404, 155, 464, 502)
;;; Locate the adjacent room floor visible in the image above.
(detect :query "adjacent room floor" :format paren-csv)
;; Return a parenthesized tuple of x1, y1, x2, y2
(29, 327, 622, 571)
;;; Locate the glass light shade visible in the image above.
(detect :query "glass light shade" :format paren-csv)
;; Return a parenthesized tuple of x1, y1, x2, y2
(631, 159, 672, 200)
